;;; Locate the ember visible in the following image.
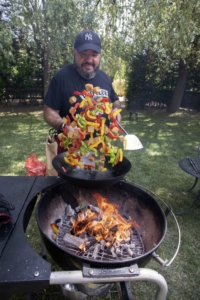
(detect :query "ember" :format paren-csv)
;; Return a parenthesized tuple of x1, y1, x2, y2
(71, 193, 138, 244)
(52, 193, 142, 259)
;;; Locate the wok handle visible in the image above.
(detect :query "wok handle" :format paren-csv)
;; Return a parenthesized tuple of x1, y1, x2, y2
(117, 122, 128, 135)
(131, 182, 181, 269)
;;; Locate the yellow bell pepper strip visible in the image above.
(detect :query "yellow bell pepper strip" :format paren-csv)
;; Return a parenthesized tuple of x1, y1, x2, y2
(79, 97, 89, 108)
(50, 223, 59, 234)
(64, 156, 75, 166)
(88, 137, 105, 149)
(100, 117, 106, 136)
(112, 108, 122, 117)
(85, 110, 97, 121)
(86, 121, 100, 128)
(69, 103, 80, 121)
(118, 148, 123, 162)
(104, 102, 111, 114)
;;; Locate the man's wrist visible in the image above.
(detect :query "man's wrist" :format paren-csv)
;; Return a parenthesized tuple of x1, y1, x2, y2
(59, 123, 66, 131)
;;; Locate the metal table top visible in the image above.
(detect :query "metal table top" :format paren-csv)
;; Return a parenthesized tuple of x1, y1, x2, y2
(179, 157, 200, 178)
(0, 176, 63, 299)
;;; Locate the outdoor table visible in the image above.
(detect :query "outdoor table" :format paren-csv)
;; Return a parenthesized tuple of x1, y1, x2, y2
(0, 176, 63, 300)
(177, 157, 200, 214)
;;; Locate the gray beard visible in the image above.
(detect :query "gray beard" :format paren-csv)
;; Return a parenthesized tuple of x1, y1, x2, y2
(73, 61, 99, 79)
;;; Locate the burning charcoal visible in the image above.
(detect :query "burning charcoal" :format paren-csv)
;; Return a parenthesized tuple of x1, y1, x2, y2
(110, 225, 118, 232)
(100, 239, 106, 251)
(52, 233, 57, 241)
(88, 204, 102, 215)
(54, 218, 61, 227)
(115, 247, 122, 257)
(92, 243, 101, 259)
(120, 244, 128, 250)
(122, 215, 131, 222)
(78, 232, 88, 240)
(65, 205, 75, 217)
(110, 246, 117, 258)
(129, 243, 136, 249)
(75, 201, 88, 213)
(85, 239, 96, 249)
(126, 248, 134, 257)
(63, 233, 85, 251)
(105, 242, 112, 250)
(123, 237, 131, 243)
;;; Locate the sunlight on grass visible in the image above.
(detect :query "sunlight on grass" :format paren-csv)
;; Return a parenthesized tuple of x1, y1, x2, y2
(1, 106, 199, 300)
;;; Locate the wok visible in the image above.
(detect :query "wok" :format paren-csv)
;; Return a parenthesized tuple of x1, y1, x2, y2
(52, 152, 131, 189)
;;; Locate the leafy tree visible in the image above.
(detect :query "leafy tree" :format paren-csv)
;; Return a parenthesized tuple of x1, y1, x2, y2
(6, 0, 98, 96)
(95, 0, 200, 113)
(0, 1, 13, 99)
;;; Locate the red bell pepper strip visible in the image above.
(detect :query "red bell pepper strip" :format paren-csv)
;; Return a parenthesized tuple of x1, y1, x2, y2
(68, 140, 80, 152)
(62, 166, 67, 172)
(63, 126, 67, 136)
(73, 91, 83, 95)
(110, 119, 123, 132)
(82, 90, 93, 97)
(84, 163, 95, 169)
(65, 115, 71, 126)
(69, 103, 80, 120)
(98, 98, 109, 103)
(78, 128, 85, 141)
(107, 131, 119, 139)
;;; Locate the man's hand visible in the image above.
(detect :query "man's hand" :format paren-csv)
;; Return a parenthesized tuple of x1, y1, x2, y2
(113, 107, 121, 122)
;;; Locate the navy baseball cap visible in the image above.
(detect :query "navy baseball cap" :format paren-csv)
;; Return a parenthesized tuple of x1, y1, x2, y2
(74, 30, 101, 53)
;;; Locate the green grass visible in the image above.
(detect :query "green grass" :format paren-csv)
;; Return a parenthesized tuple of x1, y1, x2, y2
(1, 105, 200, 299)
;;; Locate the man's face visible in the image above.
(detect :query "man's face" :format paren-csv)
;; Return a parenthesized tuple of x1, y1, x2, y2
(73, 49, 101, 79)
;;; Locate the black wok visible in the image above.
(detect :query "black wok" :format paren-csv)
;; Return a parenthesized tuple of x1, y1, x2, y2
(52, 152, 131, 189)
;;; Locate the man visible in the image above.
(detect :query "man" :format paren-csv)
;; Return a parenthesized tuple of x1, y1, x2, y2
(43, 30, 121, 134)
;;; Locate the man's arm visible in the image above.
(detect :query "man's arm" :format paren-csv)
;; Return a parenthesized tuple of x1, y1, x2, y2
(43, 105, 63, 131)
(112, 99, 122, 122)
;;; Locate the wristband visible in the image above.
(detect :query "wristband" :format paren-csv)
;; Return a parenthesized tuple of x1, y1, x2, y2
(60, 123, 66, 131)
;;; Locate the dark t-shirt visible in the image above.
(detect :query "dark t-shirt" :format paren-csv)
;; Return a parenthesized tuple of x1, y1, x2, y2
(44, 64, 118, 118)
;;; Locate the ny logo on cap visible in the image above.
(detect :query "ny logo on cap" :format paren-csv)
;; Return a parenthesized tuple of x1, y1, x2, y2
(85, 33, 93, 41)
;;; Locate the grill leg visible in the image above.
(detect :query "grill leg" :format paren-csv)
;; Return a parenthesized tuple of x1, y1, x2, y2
(120, 281, 134, 300)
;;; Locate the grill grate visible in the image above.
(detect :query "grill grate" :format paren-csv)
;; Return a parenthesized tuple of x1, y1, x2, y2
(56, 214, 144, 262)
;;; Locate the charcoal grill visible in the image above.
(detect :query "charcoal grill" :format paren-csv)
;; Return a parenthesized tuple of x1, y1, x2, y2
(0, 176, 180, 300)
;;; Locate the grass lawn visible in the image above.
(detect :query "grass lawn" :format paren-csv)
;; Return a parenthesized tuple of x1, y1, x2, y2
(0, 105, 200, 299)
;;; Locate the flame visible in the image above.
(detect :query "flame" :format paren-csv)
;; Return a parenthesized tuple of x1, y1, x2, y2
(70, 193, 139, 248)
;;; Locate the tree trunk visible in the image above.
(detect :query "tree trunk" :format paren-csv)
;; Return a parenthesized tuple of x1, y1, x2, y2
(167, 59, 189, 113)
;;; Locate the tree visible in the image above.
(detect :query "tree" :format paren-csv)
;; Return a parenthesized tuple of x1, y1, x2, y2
(6, 0, 98, 96)
(95, 0, 200, 113)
